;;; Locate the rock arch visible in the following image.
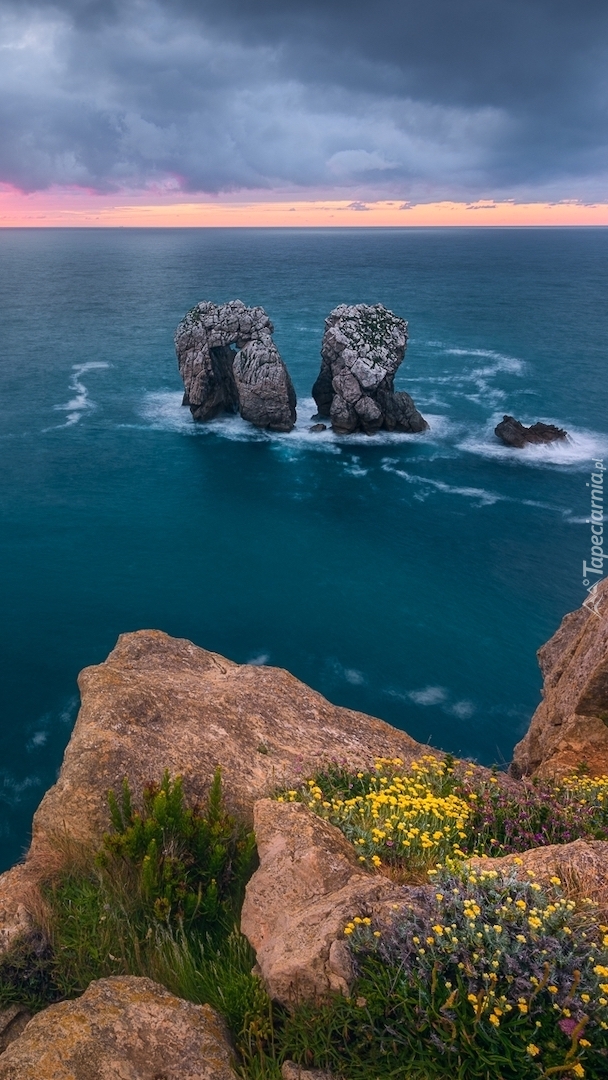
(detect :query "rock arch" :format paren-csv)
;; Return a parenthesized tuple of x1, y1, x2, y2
(175, 300, 296, 432)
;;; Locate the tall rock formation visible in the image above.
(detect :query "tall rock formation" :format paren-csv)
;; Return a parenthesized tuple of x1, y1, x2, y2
(175, 300, 296, 432)
(511, 577, 608, 777)
(312, 304, 428, 435)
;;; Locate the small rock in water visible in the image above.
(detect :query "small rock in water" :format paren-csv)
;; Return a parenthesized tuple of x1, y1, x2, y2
(495, 415, 568, 448)
(309, 423, 327, 433)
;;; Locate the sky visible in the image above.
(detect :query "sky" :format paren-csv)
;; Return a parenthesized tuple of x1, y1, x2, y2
(1, 0, 607, 225)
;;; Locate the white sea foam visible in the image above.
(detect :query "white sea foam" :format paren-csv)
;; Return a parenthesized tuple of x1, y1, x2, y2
(563, 512, 608, 524)
(27, 732, 48, 750)
(343, 455, 368, 477)
(404, 345, 526, 414)
(139, 392, 452, 453)
(344, 668, 365, 685)
(445, 348, 526, 376)
(450, 700, 476, 719)
(329, 659, 367, 686)
(52, 361, 110, 428)
(381, 460, 502, 505)
(408, 686, 448, 705)
(247, 653, 270, 666)
(0, 772, 41, 805)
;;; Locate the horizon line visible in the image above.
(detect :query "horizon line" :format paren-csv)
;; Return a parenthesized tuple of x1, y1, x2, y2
(2, 195, 608, 228)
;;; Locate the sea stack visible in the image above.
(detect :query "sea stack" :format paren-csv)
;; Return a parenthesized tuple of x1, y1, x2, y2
(312, 303, 428, 435)
(495, 415, 568, 448)
(175, 300, 296, 433)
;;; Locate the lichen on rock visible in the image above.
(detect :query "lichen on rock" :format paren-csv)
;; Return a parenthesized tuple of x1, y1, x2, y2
(312, 303, 428, 435)
(0, 976, 237, 1080)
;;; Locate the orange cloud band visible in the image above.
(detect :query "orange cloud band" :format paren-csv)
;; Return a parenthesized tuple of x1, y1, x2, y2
(1, 188, 608, 227)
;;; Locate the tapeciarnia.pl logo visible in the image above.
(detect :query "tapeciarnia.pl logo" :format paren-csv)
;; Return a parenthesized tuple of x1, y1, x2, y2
(583, 459, 605, 617)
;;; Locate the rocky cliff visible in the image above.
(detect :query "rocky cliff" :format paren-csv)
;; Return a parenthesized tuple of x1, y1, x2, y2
(2, 603, 608, 1073)
(29, 630, 426, 851)
(175, 300, 296, 432)
(512, 576, 608, 777)
(312, 304, 428, 435)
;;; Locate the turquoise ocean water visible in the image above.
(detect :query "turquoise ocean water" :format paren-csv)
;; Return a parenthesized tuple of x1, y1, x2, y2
(0, 227, 607, 870)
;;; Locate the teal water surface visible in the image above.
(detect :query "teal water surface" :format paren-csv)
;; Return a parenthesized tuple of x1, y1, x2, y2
(1, 227, 607, 870)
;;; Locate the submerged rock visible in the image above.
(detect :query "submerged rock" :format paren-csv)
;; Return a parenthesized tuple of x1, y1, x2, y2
(511, 577, 608, 778)
(0, 976, 237, 1080)
(312, 304, 428, 435)
(175, 300, 296, 432)
(495, 415, 568, 448)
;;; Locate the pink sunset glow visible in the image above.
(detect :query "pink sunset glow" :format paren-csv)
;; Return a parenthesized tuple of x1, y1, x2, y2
(1, 187, 607, 228)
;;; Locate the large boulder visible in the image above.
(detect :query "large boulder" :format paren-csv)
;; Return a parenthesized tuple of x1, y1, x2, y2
(312, 304, 428, 436)
(470, 838, 608, 907)
(495, 415, 568, 448)
(30, 631, 426, 854)
(175, 300, 296, 432)
(241, 799, 431, 1006)
(0, 976, 237, 1080)
(512, 577, 608, 777)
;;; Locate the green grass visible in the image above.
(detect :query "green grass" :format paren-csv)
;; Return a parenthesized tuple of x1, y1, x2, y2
(0, 769, 275, 1077)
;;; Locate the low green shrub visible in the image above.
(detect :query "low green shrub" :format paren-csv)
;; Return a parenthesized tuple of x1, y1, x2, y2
(44, 768, 256, 996)
(103, 768, 256, 930)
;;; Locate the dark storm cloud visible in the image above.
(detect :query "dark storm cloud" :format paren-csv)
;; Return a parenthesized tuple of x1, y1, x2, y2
(1, 0, 607, 199)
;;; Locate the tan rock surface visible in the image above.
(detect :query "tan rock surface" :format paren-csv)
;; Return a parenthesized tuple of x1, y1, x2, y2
(282, 1063, 333, 1080)
(31, 630, 425, 851)
(0, 976, 237, 1080)
(470, 838, 608, 907)
(0, 865, 36, 957)
(512, 578, 608, 777)
(241, 799, 431, 1006)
